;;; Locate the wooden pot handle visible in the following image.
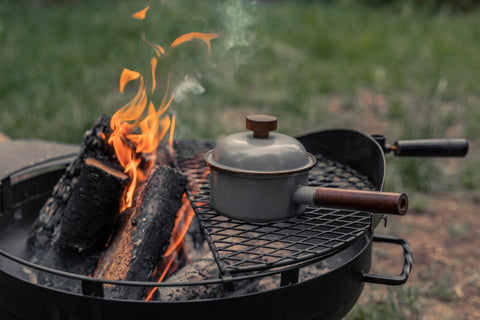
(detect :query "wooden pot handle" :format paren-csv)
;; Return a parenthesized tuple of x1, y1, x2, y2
(293, 186, 408, 215)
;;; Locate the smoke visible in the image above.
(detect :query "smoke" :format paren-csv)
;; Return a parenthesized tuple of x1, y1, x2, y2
(164, 0, 259, 138)
(215, 0, 257, 73)
(221, 0, 256, 51)
(169, 0, 258, 103)
(173, 75, 205, 103)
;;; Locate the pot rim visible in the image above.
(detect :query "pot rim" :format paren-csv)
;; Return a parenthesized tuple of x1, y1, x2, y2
(204, 150, 317, 177)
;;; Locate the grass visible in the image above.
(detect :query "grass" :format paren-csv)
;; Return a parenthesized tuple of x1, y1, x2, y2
(448, 223, 471, 240)
(421, 262, 459, 302)
(346, 286, 422, 320)
(1, 1, 479, 317)
(1, 0, 478, 193)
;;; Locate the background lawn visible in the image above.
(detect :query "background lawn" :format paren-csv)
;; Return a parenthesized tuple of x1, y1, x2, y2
(1, 0, 479, 318)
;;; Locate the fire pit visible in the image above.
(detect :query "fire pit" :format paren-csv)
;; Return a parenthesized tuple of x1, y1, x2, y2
(0, 129, 417, 320)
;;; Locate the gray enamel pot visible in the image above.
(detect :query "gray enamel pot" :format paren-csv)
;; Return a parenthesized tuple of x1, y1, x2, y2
(204, 115, 408, 222)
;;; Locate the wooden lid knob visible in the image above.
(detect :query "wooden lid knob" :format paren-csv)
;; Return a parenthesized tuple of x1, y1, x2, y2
(246, 115, 277, 138)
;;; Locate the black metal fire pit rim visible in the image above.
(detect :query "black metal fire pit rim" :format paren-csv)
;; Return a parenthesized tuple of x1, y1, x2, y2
(0, 246, 222, 289)
(1, 153, 77, 214)
(0, 241, 346, 291)
(296, 128, 386, 190)
(0, 153, 77, 182)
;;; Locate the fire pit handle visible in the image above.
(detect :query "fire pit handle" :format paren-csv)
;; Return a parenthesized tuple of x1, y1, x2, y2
(371, 135, 469, 157)
(361, 234, 412, 286)
(392, 139, 468, 157)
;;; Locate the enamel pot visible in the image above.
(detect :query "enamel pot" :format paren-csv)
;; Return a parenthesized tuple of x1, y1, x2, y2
(204, 115, 408, 222)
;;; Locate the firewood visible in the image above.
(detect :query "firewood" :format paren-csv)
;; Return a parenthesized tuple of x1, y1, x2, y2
(53, 158, 128, 255)
(156, 255, 223, 301)
(27, 157, 129, 291)
(154, 252, 281, 301)
(28, 114, 117, 250)
(95, 165, 187, 300)
(154, 233, 330, 301)
(154, 236, 282, 302)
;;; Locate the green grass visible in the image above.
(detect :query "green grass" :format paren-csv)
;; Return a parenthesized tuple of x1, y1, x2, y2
(2, 0, 479, 194)
(346, 286, 422, 320)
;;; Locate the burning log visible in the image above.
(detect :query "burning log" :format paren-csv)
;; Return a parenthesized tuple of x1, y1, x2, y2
(27, 157, 129, 291)
(52, 158, 128, 256)
(154, 250, 331, 302)
(95, 165, 186, 300)
(154, 254, 281, 301)
(28, 115, 118, 250)
(156, 256, 223, 301)
(25, 115, 130, 291)
(154, 233, 284, 302)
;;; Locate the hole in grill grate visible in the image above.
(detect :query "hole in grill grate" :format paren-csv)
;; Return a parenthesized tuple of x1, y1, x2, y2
(173, 140, 374, 275)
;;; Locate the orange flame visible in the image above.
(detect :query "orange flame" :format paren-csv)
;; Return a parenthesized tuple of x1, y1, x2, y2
(170, 32, 220, 53)
(109, 68, 174, 210)
(151, 57, 158, 94)
(109, 18, 218, 211)
(168, 113, 176, 149)
(132, 6, 150, 20)
(119, 69, 141, 94)
(141, 33, 165, 57)
(107, 7, 218, 292)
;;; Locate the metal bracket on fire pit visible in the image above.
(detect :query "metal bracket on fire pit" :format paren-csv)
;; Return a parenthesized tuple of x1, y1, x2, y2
(280, 269, 300, 286)
(82, 279, 104, 297)
(0, 177, 12, 216)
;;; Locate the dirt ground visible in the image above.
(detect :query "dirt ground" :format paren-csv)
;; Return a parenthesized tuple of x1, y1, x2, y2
(335, 90, 479, 319)
(356, 191, 480, 319)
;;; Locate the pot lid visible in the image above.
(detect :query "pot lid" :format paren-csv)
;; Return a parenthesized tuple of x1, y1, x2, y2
(205, 115, 316, 175)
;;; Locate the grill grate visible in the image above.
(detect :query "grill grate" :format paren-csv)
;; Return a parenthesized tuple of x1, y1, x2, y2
(174, 140, 375, 275)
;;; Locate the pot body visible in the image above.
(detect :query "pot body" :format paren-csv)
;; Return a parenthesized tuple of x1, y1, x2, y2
(209, 169, 309, 222)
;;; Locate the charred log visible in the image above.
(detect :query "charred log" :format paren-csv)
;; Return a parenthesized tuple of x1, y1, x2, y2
(53, 158, 128, 255)
(95, 165, 186, 300)
(28, 115, 118, 250)
(154, 235, 282, 302)
(28, 157, 129, 291)
(156, 256, 223, 301)
(153, 230, 329, 301)
(154, 253, 280, 302)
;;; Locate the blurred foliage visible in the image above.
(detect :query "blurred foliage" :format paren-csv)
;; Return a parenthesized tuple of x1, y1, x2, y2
(0, 0, 478, 193)
(347, 287, 421, 320)
(361, 0, 480, 11)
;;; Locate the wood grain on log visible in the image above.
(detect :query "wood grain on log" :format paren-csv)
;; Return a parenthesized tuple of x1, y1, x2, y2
(95, 165, 186, 300)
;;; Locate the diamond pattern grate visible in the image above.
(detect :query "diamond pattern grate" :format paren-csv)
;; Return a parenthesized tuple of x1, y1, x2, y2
(174, 140, 375, 275)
